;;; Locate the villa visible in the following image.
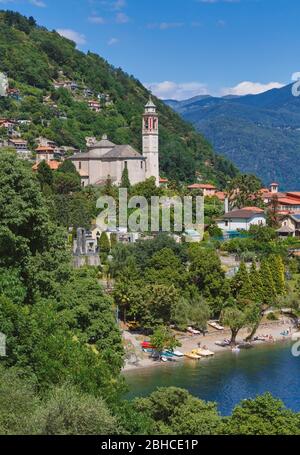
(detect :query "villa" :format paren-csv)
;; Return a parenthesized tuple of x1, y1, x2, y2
(217, 207, 266, 232)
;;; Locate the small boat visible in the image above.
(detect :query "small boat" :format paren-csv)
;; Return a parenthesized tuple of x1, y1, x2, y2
(160, 356, 168, 362)
(193, 348, 215, 357)
(185, 351, 201, 360)
(161, 351, 175, 358)
(141, 341, 155, 349)
(232, 346, 240, 353)
(166, 349, 184, 357)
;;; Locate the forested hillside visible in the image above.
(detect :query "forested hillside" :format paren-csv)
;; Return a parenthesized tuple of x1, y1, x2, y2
(0, 10, 238, 186)
(166, 85, 300, 190)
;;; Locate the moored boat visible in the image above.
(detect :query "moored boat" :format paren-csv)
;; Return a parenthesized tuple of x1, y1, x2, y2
(185, 351, 201, 360)
(193, 348, 215, 357)
(166, 349, 184, 357)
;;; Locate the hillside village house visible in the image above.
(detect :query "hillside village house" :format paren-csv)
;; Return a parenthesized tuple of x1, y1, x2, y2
(70, 98, 160, 187)
(187, 183, 217, 197)
(187, 183, 225, 201)
(35, 145, 55, 163)
(7, 138, 31, 158)
(277, 214, 300, 237)
(88, 100, 101, 112)
(217, 207, 266, 233)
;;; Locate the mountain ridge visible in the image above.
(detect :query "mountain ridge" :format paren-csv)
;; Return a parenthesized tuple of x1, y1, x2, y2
(165, 84, 300, 190)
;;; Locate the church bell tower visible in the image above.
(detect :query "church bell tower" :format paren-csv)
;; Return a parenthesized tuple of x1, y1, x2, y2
(142, 97, 159, 186)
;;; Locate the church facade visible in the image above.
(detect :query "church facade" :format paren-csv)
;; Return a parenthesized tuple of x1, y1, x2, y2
(70, 98, 159, 187)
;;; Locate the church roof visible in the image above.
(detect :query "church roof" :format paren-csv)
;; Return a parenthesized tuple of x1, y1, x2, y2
(70, 134, 145, 161)
(89, 135, 116, 149)
(102, 145, 145, 159)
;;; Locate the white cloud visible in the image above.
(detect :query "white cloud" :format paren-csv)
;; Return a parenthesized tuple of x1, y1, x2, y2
(147, 22, 184, 30)
(88, 15, 105, 24)
(108, 37, 119, 46)
(56, 29, 87, 45)
(145, 81, 209, 100)
(115, 12, 130, 23)
(221, 81, 284, 96)
(29, 0, 46, 6)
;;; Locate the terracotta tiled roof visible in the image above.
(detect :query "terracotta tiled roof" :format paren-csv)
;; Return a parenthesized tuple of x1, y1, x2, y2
(278, 197, 300, 205)
(187, 183, 216, 190)
(36, 146, 55, 152)
(32, 160, 61, 171)
(215, 191, 225, 201)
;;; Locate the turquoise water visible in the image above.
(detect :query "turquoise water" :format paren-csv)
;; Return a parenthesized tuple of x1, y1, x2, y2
(125, 342, 300, 415)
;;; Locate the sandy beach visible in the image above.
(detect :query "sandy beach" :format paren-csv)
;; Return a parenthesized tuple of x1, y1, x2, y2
(122, 316, 296, 372)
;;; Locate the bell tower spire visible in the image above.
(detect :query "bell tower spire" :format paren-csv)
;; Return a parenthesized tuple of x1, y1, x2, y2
(142, 97, 159, 186)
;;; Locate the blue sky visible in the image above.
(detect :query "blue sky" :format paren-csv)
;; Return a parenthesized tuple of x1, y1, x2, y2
(1, 0, 299, 99)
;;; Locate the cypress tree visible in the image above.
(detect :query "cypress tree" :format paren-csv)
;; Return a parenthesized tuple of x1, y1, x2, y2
(259, 259, 277, 305)
(249, 262, 264, 304)
(231, 261, 249, 297)
(120, 167, 131, 190)
(99, 231, 110, 254)
(269, 255, 285, 295)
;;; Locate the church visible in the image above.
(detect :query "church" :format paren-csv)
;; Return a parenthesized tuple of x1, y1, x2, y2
(70, 98, 160, 187)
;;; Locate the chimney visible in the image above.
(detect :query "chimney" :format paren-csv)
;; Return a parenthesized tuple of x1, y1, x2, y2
(270, 183, 279, 194)
(224, 197, 229, 214)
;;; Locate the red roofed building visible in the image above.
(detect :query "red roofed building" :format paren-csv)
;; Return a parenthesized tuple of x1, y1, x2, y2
(159, 177, 169, 187)
(187, 183, 217, 197)
(32, 160, 61, 171)
(215, 191, 226, 201)
(35, 145, 55, 163)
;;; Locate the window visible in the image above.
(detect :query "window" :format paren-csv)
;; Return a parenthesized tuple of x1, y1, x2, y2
(124, 161, 128, 169)
(79, 162, 82, 170)
(141, 161, 143, 169)
(225, 221, 229, 227)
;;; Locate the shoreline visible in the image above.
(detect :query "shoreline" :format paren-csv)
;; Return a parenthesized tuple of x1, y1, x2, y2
(122, 318, 296, 374)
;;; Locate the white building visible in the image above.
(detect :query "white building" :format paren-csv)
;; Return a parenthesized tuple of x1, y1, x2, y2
(217, 208, 266, 232)
(70, 98, 160, 187)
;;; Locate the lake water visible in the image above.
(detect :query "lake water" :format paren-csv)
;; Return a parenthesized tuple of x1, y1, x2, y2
(125, 342, 300, 415)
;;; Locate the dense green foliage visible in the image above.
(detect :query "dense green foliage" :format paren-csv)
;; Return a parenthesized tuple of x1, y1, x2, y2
(0, 10, 238, 186)
(0, 151, 124, 400)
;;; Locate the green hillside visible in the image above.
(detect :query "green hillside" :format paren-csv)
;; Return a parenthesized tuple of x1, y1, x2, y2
(0, 10, 238, 186)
